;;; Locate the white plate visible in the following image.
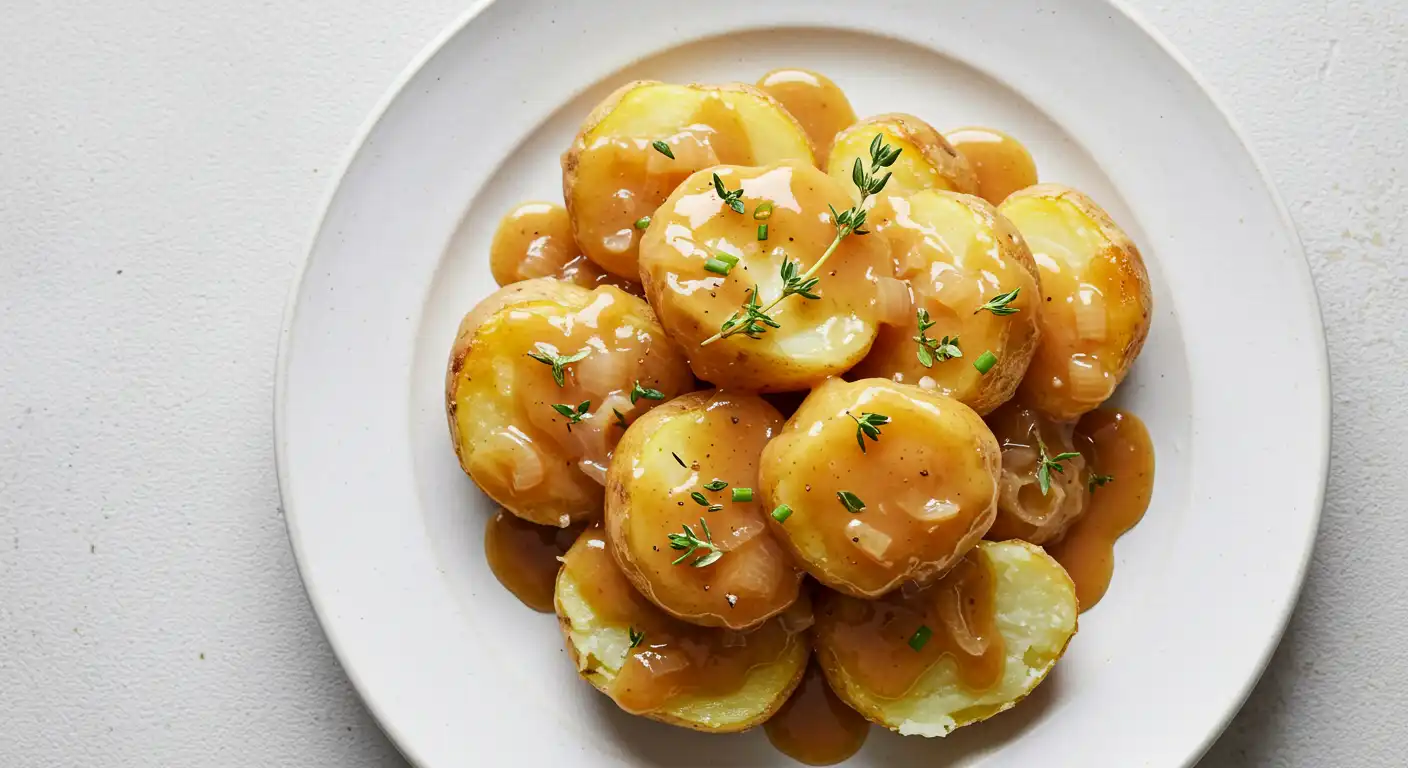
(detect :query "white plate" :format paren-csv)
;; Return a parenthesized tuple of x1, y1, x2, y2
(275, 1, 1329, 765)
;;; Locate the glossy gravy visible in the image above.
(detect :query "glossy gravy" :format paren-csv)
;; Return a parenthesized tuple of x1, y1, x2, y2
(483, 508, 580, 612)
(765, 662, 870, 766)
(945, 127, 1039, 205)
(1049, 409, 1155, 610)
(488, 201, 639, 293)
(561, 527, 801, 714)
(756, 68, 857, 166)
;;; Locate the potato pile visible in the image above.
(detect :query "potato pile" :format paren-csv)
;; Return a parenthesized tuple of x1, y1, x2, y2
(445, 71, 1152, 747)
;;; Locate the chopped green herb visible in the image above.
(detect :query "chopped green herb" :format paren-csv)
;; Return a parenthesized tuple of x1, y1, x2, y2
(757, 223, 768, 241)
(630, 381, 665, 405)
(703, 479, 728, 492)
(1035, 434, 1082, 496)
(1088, 473, 1115, 494)
(974, 350, 998, 375)
(837, 490, 866, 514)
(667, 518, 723, 567)
(913, 309, 962, 368)
(975, 288, 1021, 316)
(704, 257, 734, 276)
(651, 140, 674, 159)
(908, 625, 932, 651)
(634, 216, 652, 230)
(712, 173, 746, 215)
(690, 491, 710, 507)
(613, 408, 628, 429)
(525, 343, 590, 388)
(849, 412, 890, 453)
(550, 400, 591, 430)
(753, 201, 774, 220)
(732, 488, 753, 502)
(707, 504, 723, 512)
(628, 627, 645, 648)
(771, 504, 793, 523)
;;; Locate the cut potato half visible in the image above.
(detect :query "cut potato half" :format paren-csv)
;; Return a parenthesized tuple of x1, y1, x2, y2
(555, 526, 810, 732)
(814, 540, 1077, 737)
(827, 114, 978, 204)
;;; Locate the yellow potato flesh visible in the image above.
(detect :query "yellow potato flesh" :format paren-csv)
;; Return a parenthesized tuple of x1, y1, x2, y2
(827, 115, 977, 205)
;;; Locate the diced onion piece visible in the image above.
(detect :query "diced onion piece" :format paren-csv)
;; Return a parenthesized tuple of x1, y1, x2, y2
(717, 542, 781, 600)
(576, 459, 608, 485)
(875, 277, 913, 326)
(1068, 355, 1114, 402)
(934, 274, 978, 310)
(847, 519, 893, 564)
(937, 582, 991, 656)
(574, 352, 625, 399)
(487, 430, 544, 492)
(910, 498, 960, 523)
(1074, 285, 1108, 341)
(601, 228, 634, 254)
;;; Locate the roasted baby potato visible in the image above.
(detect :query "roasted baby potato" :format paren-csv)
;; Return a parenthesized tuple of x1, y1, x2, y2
(984, 402, 1090, 545)
(606, 391, 803, 630)
(445, 279, 694, 526)
(849, 189, 1042, 414)
(556, 526, 810, 732)
(489, 201, 641, 293)
(999, 185, 1152, 421)
(756, 68, 857, 166)
(827, 114, 977, 204)
(563, 81, 815, 280)
(759, 378, 1001, 598)
(813, 540, 1078, 737)
(638, 161, 891, 392)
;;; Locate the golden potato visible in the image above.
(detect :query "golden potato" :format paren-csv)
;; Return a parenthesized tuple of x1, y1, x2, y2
(984, 402, 1090, 545)
(555, 526, 810, 732)
(759, 378, 1000, 598)
(813, 540, 1078, 737)
(606, 391, 803, 630)
(756, 68, 857, 166)
(638, 161, 891, 392)
(849, 189, 1042, 414)
(445, 279, 694, 526)
(563, 81, 814, 280)
(488, 201, 641, 294)
(999, 185, 1152, 421)
(827, 114, 977, 204)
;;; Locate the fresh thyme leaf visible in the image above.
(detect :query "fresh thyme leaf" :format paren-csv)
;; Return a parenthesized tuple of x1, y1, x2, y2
(712, 172, 746, 214)
(837, 490, 866, 514)
(651, 140, 674, 159)
(975, 288, 1021, 316)
(551, 400, 591, 430)
(628, 627, 645, 648)
(1088, 473, 1115, 493)
(707, 504, 723, 512)
(526, 343, 590, 388)
(691, 491, 709, 507)
(908, 625, 932, 651)
(848, 412, 890, 453)
(913, 309, 961, 367)
(667, 518, 723, 567)
(613, 408, 628, 429)
(703, 479, 728, 492)
(630, 381, 665, 405)
(1035, 434, 1082, 496)
(672, 451, 686, 468)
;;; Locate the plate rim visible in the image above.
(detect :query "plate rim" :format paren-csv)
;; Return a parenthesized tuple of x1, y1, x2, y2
(273, 1, 1330, 765)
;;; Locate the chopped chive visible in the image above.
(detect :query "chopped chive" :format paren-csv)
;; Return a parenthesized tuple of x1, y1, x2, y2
(634, 216, 651, 230)
(908, 625, 933, 651)
(703, 479, 728, 492)
(757, 223, 769, 241)
(628, 627, 645, 648)
(771, 504, 793, 523)
(731, 488, 753, 502)
(753, 201, 774, 220)
(974, 350, 998, 375)
(714, 252, 740, 267)
(690, 491, 709, 506)
(704, 257, 734, 276)
(651, 140, 674, 159)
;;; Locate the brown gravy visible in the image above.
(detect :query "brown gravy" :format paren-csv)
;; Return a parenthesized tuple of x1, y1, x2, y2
(483, 509, 580, 612)
(488, 201, 639, 293)
(561, 527, 801, 715)
(765, 662, 870, 765)
(1049, 409, 1155, 610)
(944, 127, 1038, 205)
(813, 546, 1004, 699)
(756, 68, 857, 166)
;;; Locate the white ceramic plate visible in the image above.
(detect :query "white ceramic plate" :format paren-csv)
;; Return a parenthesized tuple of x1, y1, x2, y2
(275, 1, 1329, 765)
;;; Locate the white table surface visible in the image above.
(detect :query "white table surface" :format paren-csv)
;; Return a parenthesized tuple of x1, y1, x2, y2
(2, 1, 1403, 765)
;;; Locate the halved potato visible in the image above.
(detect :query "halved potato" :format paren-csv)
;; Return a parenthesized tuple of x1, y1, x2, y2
(813, 540, 1078, 737)
(638, 161, 891, 391)
(759, 378, 1000, 598)
(606, 391, 803, 630)
(556, 526, 810, 732)
(849, 189, 1042, 415)
(985, 402, 1090, 545)
(488, 201, 641, 294)
(998, 185, 1153, 421)
(563, 81, 815, 280)
(827, 114, 978, 204)
(756, 68, 857, 166)
(445, 279, 694, 526)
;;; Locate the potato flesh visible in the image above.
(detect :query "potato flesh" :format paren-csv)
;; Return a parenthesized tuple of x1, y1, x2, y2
(567, 82, 814, 280)
(759, 378, 1000, 597)
(827, 114, 977, 204)
(607, 391, 802, 629)
(816, 540, 1078, 737)
(999, 186, 1152, 421)
(447, 280, 693, 526)
(985, 402, 1090, 545)
(638, 161, 890, 391)
(849, 190, 1042, 415)
(555, 527, 808, 730)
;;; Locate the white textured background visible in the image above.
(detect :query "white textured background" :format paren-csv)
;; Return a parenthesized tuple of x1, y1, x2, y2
(1, 0, 1403, 765)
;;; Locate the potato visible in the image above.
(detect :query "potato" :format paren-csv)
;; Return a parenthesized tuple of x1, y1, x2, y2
(638, 161, 891, 392)
(826, 114, 977, 204)
(985, 402, 1090, 545)
(756, 68, 857, 166)
(998, 185, 1152, 421)
(759, 378, 1001, 598)
(813, 540, 1078, 737)
(849, 189, 1042, 415)
(606, 391, 803, 630)
(488, 201, 641, 294)
(445, 279, 694, 526)
(556, 526, 810, 732)
(562, 81, 815, 280)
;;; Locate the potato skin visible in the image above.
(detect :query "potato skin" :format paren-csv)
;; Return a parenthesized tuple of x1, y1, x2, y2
(999, 185, 1152, 421)
(827, 114, 978, 200)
